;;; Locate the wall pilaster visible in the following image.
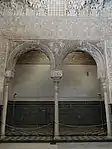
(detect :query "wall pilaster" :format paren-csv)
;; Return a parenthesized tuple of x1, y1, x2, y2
(1, 70, 14, 138)
(104, 40, 112, 103)
(100, 77, 112, 137)
(0, 37, 9, 105)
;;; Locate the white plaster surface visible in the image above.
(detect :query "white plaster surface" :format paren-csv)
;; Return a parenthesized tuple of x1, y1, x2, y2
(11, 65, 100, 101)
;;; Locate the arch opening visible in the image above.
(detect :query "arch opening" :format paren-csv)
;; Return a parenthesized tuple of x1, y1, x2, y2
(6, 42, 55, 71)
(59, 42, 106, 79)
(59, 51, 107, 136)
(6, 50, 54, 136)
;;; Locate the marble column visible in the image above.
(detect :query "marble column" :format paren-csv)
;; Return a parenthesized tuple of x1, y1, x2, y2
(53, 78, 60, 138)
(1, 70, 14, 138)
(51, 70, 62, 138)
(1, 78, 10, 138)
(101, 78, 112, 137)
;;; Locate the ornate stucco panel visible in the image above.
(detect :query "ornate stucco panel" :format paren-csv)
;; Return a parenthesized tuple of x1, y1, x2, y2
(0, 0, 49, 16)
(0, 37, 9, 104)
(6, 39, 56, 71)
(0, 38, 107, 104)
(0, 0, 111, 16)
(56, 40, 105, 78)
(105, 40, 112, 82)
(0, 16, 107, 40)
(104, 40, 112, 103)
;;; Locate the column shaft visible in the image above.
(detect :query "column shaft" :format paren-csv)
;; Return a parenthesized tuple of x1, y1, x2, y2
(101, 79, 112, 137)
(104, 91, 112, 137)
(1, 83, 9, 138)
(54, 80, 60, 137)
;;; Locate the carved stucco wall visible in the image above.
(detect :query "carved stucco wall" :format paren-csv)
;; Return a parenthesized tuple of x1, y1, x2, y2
(0, 15, 112, 103)
(0, 17, 107, 40)
(104, 40, 112, 104)
(0, 37, 9, 104)
(0, 0, 112, 17)
(0, 16, 112, 41)
(6, 40, 105, 77)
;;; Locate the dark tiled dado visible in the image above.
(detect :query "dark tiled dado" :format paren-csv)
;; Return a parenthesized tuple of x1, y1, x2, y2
(59, 101, 106, 125)
(6, 101, 54, 136)
(5, 101, 107, 136)
(59, 101, 106, 136)
(7, 101, 54, 127)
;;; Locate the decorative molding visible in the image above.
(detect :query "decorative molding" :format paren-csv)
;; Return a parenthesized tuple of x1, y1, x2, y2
(6, 40, 55, 71)
(6, 39, 106, 80)
(58, 41, 106, 78)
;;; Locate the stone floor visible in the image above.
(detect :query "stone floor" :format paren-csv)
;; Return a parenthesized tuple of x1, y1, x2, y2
(0, 143, 56, 149)
(57, 143, 112, 149)
(1, 136, 112, 143)
(0, 143, 112, 149)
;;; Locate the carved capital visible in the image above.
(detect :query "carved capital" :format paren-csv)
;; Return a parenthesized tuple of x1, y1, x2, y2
(5, 70, 14, 85)
(5, 70, 14, 78)
(51, 70, 63, 80)
(100, 77, 107, 92)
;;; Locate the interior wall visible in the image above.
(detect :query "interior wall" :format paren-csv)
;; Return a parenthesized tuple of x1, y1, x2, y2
(10, 64, 101, 101)
(6, 51, 105, 128)
(10, 51, 101, 101)
(11, 65, 53, 101)
(60, 65, 101, 101)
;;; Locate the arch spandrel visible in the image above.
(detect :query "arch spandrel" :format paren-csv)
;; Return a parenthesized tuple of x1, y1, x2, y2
(58, 41, 106, 79)
(6, 41, 55, 72)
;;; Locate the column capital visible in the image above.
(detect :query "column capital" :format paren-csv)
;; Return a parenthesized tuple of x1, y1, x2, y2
(5, 70, 14, 78)
(5, 70, 14, 85)
(51, 70, 63, 81)
(100, 77, 107, 92)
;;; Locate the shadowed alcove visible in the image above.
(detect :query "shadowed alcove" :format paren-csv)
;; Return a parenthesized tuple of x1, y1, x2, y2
(59, 51, 106, 136)
(6, 50, 54, 136)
